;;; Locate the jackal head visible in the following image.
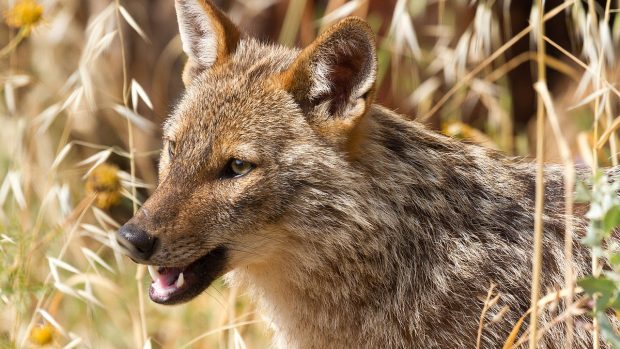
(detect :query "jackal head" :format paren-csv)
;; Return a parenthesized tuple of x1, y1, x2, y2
(117, 0, 377, 305)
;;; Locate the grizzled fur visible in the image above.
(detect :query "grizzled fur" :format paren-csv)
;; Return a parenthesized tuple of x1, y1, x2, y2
(120, 0, 602, 347)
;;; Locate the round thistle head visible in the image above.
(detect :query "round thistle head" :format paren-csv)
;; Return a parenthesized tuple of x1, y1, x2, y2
(4, 0, 43, 30)
(86, 163, 122, 210)
(29, 323, 54, 346)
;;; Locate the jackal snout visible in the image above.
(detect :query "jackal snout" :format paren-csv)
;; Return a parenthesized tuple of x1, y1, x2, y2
(117, 223, 157, 261)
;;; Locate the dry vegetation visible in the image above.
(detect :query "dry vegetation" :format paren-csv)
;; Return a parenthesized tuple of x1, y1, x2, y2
(1, 0, 620, 348)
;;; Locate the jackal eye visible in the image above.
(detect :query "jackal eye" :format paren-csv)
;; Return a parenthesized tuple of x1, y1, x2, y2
(222, 159, 254, 179)
(167, 140, 176, 159)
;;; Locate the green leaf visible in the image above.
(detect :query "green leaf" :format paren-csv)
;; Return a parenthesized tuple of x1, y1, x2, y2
(575, 180, 592, 203)
(597, 312, 620, 349)
(582, 225, 603, 247)
(608, 295, 620, 311)
(603, 206, 620, 233)
(608, 252, 620, 270)
(578, 276, 617, 309)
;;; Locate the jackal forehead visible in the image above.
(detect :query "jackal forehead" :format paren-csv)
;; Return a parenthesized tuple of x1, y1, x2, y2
(164, 39, 301, 142)
(167, 79, 293, 137)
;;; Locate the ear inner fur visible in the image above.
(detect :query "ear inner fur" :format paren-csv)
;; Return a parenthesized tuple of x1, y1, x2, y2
(176, 0, 241, 84)
(280, 17, 377, 133)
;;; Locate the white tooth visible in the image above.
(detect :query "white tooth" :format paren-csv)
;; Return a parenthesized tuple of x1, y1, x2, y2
(148, 266, 160, 281)
(176, 272, 185, 288)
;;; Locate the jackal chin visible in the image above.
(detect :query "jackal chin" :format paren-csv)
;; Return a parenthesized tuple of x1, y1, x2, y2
(144, 246, 228, 305)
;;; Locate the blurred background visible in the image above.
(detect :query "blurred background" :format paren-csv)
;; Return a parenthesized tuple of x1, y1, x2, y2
(1, 0, 619, 348)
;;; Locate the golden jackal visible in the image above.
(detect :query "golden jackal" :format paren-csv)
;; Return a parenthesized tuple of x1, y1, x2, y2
(117, 0, 597, 347)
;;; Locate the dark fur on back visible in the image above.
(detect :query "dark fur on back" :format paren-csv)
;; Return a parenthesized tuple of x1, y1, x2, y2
(229, 105, 595, 348)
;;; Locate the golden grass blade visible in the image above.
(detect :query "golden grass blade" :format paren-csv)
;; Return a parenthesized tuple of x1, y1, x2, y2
(118, 171, 153, 189)
(389, 0, 421, 60)
(120, 187, 142, 206)
(278, 0, 307, 46)
(62, 337, 83, 349)
(4, 80, 16, 114)
(503, 311, 529, 349)
(60, 87, 84, 112)
(86, 4, 115, 35)
(1, 234, 15, 244)
(91, 30, 117, 61)
(7, 171, 26, 209)
(530, 1, 547, 347)
(92, 206, 120, 229)
(320, 0, 362, 29)
(48, 257, 80, 276)
(35, 103, 64, 136)
(80, 223, 107, 236)
(180, 320, 262, 349)
(535, 82, 573, 162)
(53, 281, 80, 298)
(3, 74, 31, 87)
(64, 273, 123, 295)
(51, 143, 73, 170)
(233, 329, 248, 349)
(112, 104, 155, 132)
(535, 81, 576, 347)
(131, 79, 153, 111)
(75, 288, 103, 307)
(81, 247, 115, 274)
(597, 115, 620, 149)
(577, 132, 595, 168)
(567, 86, 609, 111)
(119, 5, 149, 42)
(408, 77, 441, 108)
(0, 174, 10, 209)
(491, 305, 510, 323)
(37, 309, 68, 338)
(76, 149, 112, 179)
(476, 283, 497, 349)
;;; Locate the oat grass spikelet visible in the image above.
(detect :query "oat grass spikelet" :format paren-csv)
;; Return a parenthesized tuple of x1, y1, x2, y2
(4, 0, 43, 30)
(86, 163, 122, 210)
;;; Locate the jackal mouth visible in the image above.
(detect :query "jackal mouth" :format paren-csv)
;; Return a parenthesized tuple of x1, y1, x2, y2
(146, 246, 228, 305)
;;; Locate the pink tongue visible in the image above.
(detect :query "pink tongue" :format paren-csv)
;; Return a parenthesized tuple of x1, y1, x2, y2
(156, 267, 181, 288)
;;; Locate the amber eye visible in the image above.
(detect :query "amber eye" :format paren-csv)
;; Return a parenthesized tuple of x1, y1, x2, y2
(223, 159, 254, 179)
(168, 140, 176, 159)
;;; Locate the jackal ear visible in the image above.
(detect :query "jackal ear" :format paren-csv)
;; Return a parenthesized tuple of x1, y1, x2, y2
(282, 17, 377, 128)
(175, 0, 240, 85)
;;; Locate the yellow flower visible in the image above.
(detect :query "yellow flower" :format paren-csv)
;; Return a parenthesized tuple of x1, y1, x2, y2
(86, 163, 123, 210)
(4, 0, 43, 30)
(29, 324, 54, 346)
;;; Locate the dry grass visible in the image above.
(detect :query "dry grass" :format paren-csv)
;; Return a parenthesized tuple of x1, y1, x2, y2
(1, 0, 619, 348)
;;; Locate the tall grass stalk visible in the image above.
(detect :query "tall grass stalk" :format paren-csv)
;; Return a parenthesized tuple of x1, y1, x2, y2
(112, 0, 148, 346)
(534, 81, 576, 349)
(529, 0, 547, 347)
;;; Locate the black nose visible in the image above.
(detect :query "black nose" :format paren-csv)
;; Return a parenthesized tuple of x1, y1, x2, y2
(117, 224, 157, 260)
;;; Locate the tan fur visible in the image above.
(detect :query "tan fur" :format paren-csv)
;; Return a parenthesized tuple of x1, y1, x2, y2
(119, 1, 607, 348)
